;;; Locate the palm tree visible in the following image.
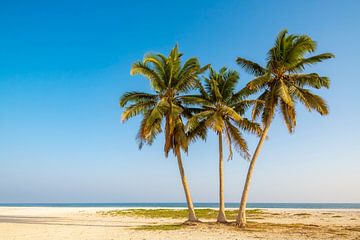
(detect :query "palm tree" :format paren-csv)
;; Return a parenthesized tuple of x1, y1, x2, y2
(235, 30, 334, 227)
(184, 67, 262, 223)
(119, 45, 208, 222)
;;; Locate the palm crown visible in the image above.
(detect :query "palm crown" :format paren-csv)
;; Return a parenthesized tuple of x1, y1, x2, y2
(120, 45, 208, 156)
(237, 29, 335, 132)
(185, 67, 262, 160)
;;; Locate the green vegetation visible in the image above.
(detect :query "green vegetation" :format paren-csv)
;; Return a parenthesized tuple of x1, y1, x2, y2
(135, 224, 183, 231)
(101, 208, 264, 220)
(104, 209, 360, 237)
(131, 219, 359, 237)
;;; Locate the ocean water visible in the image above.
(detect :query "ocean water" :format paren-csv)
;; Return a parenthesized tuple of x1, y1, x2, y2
(0, 202, 359, 209)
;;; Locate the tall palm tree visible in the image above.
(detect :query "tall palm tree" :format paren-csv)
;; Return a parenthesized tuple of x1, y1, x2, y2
(184, 67, 262, 223)
(120, 45, 208, 222)
(235, 30, 334, 227)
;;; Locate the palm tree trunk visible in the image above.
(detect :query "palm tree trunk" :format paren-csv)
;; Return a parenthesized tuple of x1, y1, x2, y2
(236, 125, 270, 227)
(175, 147, 198, 222)
(217, 133, 227, 223)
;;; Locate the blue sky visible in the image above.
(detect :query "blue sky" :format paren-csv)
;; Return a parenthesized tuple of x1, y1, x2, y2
(0, 0, 359, 203)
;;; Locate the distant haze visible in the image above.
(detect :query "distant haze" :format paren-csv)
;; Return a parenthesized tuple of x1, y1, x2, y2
(0, 0, 359, 203)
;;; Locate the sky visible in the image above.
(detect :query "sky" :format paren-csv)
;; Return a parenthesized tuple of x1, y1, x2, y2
(0, 0, 359, 203)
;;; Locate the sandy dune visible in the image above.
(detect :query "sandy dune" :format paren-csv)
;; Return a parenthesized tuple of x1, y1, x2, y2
(0, 207, 359, 240)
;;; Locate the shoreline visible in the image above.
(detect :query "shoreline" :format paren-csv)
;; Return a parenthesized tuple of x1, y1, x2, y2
(1, 206, 360, 211)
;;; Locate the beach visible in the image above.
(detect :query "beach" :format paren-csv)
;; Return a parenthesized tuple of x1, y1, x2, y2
(0, 207, 359, 240)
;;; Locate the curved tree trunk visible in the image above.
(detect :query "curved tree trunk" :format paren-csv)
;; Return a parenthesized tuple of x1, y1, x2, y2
(236, 125, 270, 227)
(217, 133, 227, 223)
(175, 147, 198, 222)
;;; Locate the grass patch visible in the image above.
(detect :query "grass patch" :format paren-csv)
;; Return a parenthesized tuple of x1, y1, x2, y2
(128, 219, 353, 237)
(331, 215, 342, 218)
(100, 208, 265, 220)
(134, 221, 321, 233)
(135, 224, 183, 231)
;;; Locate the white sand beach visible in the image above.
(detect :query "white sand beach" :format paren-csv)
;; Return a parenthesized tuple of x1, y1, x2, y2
(0, 207, 359, 240)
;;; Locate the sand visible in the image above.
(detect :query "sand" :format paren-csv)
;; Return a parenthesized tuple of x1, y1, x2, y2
(0, 207, 359, 240)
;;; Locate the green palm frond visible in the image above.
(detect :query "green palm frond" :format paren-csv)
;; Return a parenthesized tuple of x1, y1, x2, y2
(246, 74, 270, 92)
(187, 119, 207, 143)
(232, 99, 260, 115)
(289, 53, 335, 72)
(221, 68, 239, 99)
(261, 87, 277, 127)
(292, 73, 330, 89)
(225, 120, 250, 160)
(119, 91, 158, 107)
(179, 95, 212, 106)
(237, 30, 333, 129)
(285, 35, 317, 65)
(231, 86, 257, 103)
(234, 118, 262, 137)
(143, 53, 166, 80)
(280, 100, 297, 133)
(290, 86, 329, 115)
(145, 99, 169, 128)
(130, 62, 166, 91)
(276, 80, 294, 107)
(186, 67, 261, 160)
(219, 105, 243, 122)
(121, 100, 156, 122)
(206, 113, 225, 133)
(121, 45, 210, 158)
(236, 57, 266, 76)
(136, 111, 162, 149)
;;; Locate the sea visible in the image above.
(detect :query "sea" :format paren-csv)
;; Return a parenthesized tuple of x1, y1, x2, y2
(0, 203, 359, 209)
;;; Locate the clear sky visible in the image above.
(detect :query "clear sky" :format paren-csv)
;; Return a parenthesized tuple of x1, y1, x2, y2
(0, 0, 359, 203)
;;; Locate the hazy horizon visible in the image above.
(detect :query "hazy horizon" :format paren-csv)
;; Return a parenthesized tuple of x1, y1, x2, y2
(1, 0, 360, 203)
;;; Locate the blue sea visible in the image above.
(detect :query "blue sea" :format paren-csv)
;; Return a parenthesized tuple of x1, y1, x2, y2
(0, 203, 359, 209)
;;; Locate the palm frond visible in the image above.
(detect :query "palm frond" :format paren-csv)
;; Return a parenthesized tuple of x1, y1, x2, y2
(232, 99, 260, 115)
(234, 118, 262, 137)
(143, 53, 166, 81)
(225, 120, 250, 160)
(280, 100, 296, 133)
(119, 91, 158, 107)
(289, 53, 335, 72)
(276, 80, 294, 107)
(219, 105, 243, 122)
(246, 74, 270, 92)
(130, 62, 165, 91)
(236, 57, 266, 76)
(290, 86, 329, 115)
(121, 101, 156, 122)
(292, 73, 330, 89)
(136, 111, 162, 149)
